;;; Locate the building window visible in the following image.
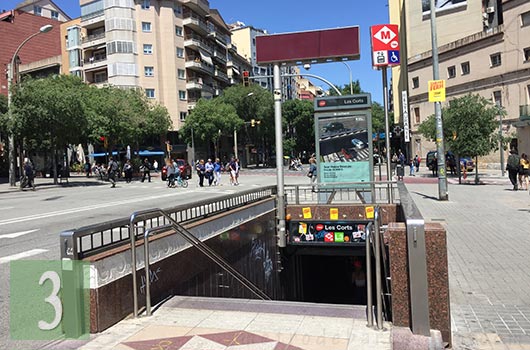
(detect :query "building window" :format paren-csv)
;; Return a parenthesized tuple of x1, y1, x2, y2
(34, 5, 42, 15)
(447, 65, 456, 79)
(493, 90, 502, 107)
(490, 53, 501, 67)
(141, 0, 150, 9)
(522, 11, 530, 27)
(527, 85, 530, 102)
(144, 66, 154, 77)
(94, 72, 107, 83)
(143, 44, 153, 54)
(178, 69, 185, 79)
(461, 61, 470, 75)
(179, 90, 186, 100)
(412, 77, 419, 89)
(175, 26, 183, 36)
(414, 107, 420, 124)
(174, 4, 182, 15)
(179, 112, 187, 121)
(145, 89, 155, 98)
(524, 47, 530, 62)
(51, 10, 59, 20)
(252, 38, 256, 46)
(142, 22, 151, 32)
(176, 47, 184, 58)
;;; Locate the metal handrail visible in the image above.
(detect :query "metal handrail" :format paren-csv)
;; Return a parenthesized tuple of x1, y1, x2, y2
(60, 186, 276, 260)
(284, 180, 398, 205)
(130, 208, 271, 317)
(374, 207, 384, 329)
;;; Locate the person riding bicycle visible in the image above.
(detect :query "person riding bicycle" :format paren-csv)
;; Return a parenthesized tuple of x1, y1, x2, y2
(166, 159, 176, 187)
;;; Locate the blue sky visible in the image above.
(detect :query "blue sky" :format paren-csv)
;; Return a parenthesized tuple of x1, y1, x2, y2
(3, 0, 390, 102)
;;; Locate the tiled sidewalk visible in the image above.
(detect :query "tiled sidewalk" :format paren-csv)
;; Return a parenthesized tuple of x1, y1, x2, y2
(78, 297, 391, 350)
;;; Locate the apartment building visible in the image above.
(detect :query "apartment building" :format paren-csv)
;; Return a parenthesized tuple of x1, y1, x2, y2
(389, 0, 530, 166)
(69, 0, 250, 130)
(0, 7, 63, 98)
(13, 0, 70, 22)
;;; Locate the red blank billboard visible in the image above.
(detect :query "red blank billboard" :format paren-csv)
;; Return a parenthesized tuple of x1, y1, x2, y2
(256, 26, 360, 64)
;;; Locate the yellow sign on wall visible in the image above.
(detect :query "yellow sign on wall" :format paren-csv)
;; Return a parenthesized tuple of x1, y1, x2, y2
(330, 208, 338, 220)
(428, 80, 446, 102)
(302, 207, 312, 219)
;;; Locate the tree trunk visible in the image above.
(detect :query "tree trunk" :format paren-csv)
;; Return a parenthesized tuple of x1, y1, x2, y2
(474, 155, 479, 184)
(52, 149, 58, 185)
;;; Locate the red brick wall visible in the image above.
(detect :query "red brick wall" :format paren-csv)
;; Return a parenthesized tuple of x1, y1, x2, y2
(0, 10, 61, 96)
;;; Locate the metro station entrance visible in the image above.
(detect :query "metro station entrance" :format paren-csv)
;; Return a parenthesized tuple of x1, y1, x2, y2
(281, 246, 373, 306)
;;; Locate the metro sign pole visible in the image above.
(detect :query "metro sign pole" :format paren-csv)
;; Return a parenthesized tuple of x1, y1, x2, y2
(370, 24, 400, 183)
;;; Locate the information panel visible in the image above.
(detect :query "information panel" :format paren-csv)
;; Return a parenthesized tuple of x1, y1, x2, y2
(314, 94, 373, 185)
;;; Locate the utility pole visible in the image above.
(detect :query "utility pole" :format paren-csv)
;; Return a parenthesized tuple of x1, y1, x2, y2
(429, 0, 449, 200)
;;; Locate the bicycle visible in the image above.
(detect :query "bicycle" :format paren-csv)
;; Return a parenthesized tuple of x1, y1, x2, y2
(167, 175, 188, 188)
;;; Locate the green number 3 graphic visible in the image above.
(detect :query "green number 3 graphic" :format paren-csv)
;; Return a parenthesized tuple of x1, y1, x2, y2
(38, 271, 62, 331)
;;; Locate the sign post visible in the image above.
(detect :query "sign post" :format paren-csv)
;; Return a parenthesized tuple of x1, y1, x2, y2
(370, 24, 400, 182)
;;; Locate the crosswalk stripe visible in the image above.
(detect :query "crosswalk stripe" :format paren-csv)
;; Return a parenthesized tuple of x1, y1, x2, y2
(0, 229, 39, 239)
(0, 249, 48, 264)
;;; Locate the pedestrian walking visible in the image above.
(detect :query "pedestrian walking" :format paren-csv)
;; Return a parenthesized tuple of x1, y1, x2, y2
(153, 159, 159, 173)
(228, 157, 238, 186)
(308, 157, 317, 192)
(107, 157, 119, 188)
(196, 159, 205, 187)
(213, 158, 222, 186)
(409, 159, 415, 176)
(506, 149, 520, 191)
(166, 159, 176, 187)
(140, 158, 151, 182)
(123, 159, 133, 183)
(205, 158, 215, 186)
(414, 155, 421, 172)
(23, 159, 36, 190)
(518, 153, 530, 191)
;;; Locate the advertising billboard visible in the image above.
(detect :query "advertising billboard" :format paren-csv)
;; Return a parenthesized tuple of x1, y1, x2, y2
(422, 0, 467, 15)
(289, 221, 369, 245)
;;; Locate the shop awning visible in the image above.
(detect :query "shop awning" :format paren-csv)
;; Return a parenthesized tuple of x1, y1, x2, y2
(232, 67, 240, 75)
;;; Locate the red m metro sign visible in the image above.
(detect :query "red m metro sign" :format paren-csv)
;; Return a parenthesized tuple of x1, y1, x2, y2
(370, 24, 400, 67)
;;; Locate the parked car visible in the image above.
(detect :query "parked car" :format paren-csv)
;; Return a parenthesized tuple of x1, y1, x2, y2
(426, 151, 474, 172)
(161, 159, 192, 180)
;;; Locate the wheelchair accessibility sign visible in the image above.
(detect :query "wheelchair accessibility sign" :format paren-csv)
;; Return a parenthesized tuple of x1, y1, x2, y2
(370, 24, 401, 67)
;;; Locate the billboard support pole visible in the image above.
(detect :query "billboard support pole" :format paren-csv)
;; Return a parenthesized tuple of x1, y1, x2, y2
(382, 67, 392, 187)
(430, 0, 448, 200)
(274, 64, 286, 248)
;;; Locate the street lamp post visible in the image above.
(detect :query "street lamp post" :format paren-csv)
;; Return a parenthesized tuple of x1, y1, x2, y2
(8, 24, 53, 187)
(341, 61, 353, 95)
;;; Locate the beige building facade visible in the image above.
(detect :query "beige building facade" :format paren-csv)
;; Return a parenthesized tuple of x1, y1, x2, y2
(390, 0, 530, 168)
(69, 0, 250, 130)
(14, 0, 71, 22)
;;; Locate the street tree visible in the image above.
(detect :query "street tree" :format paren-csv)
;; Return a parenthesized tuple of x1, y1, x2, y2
(219, 84, 274, 162)
(328, 80, 363, 96)
(11, 75, 90, 182)
(418, 94, 502, 183)
(179, 98, 242, 158)
(282, 99, 314, 157)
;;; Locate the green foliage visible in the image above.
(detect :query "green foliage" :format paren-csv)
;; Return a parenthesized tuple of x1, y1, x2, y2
(371, 101, 386, 133)
(0, 94, 7, 114)
(180, 98, 242, 146)
(328, 80, 363, 96)
(418, 94, 502, 158)
(282, 99, 315, 155)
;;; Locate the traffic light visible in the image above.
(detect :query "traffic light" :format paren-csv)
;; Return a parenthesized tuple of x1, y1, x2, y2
(243, 70, 250, 87)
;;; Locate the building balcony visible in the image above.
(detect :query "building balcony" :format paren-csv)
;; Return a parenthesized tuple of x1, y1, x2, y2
(208, 31, 229, 46)
(186, 79, 203, 90)
(184, 35, 213, 54)
(212, 50, 227, 64)
(185, 59, 214, 74)
(180, 0, 209, 15)
(83, 54, 107, 71)
(81, 10, 104, 26)
(520, 105, 530, 121)
(183, 15, 209, 35)
(81, 32, 106, 49)
(227, 42, 237, 53)
(213, 69, 229, 82)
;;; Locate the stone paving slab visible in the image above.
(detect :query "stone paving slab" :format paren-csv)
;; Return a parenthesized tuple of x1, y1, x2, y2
(406, 179, 530, 350)
(77, 297, 391, 350)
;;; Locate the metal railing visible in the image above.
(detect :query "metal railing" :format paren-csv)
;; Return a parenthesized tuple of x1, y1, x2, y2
(285, 181, 398, 205)
(397, 182, 431, 336)
(366, 207, 385, 330)
(60, 186, 276, 260)
(129, 208, 271, 317)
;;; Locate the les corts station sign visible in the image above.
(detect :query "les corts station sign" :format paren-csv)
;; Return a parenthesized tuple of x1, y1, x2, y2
(290, 221, 368, 244)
